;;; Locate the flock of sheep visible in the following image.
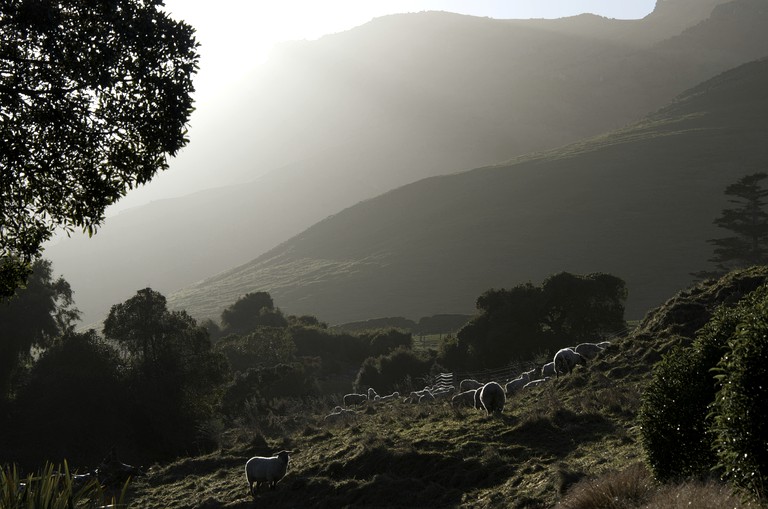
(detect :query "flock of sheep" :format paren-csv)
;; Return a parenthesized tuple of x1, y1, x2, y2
(245, 341, 610, 497)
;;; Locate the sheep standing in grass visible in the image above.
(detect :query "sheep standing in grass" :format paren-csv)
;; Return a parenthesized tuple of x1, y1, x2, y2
(459, 379, 483, 392)
(479, 381, 505, 415)
(245, 450, 291, 496)
(554, 348, 587, 377)
(574, 342, 604, 360)
(367, 387, 379, 400)
(343, 393, 367, 406)
(451, 389, 477, 408)
(505, 373, 530, 395)
(597, 340, 611, 349)
(524, 378, 550, 389)
(542, 361, 556, 377)
(473, 388, 483, 409)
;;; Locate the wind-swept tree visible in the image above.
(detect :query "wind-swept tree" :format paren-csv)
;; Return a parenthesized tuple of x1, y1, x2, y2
(0, 0, 199, 296)
(695, 172, 768, 278)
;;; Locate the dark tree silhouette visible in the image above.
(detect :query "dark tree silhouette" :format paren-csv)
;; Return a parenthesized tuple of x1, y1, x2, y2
(0, 0, 199, 296)
(220, 291, 287, 334)
(695, 173, 768, 278)
(0, 259, 77, 399)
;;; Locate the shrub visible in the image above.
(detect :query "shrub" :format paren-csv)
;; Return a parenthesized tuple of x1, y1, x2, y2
(355, 347, 433, 393)
(638, 298, 743, 481)
(712, 286, 768, 501)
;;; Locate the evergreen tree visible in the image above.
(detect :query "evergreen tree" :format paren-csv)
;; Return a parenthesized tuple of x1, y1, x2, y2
(696, 173, 768, 278)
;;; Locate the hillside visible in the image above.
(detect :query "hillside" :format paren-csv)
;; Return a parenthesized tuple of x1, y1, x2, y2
(128, 268, 768, 508)
(169, 57, 768, 324)
(42, 0, 768, 327)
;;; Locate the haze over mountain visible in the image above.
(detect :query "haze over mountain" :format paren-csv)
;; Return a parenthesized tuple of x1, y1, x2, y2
(44, 0, 768, 326)
(170, 57, 768, 324)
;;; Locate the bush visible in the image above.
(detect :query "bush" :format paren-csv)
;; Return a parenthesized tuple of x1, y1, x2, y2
(712, 286, 768, 501)
(354, 347, 433, 393)
(638, 293, 744, 481)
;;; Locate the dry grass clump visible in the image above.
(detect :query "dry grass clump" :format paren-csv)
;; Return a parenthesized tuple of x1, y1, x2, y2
(558, 462, 760, 509)
(645, 480, 757, 509)
(557, 462, 654, 509)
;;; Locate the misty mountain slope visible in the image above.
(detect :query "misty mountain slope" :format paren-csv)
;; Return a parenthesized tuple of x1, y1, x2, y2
(169, 57, 768, 324)
(44, 0, 768, 326)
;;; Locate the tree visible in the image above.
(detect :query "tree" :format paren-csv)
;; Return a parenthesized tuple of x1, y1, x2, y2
(103, 288, 228, 458)
(0, 0, 199, 296)
(696, 173, 768, 278)
(0, 259, 78, 399)
(450, 272, 627, 369)
(220, 292, 287, 335)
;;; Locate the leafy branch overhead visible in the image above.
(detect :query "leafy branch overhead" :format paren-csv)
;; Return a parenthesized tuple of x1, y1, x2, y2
(0, 0, 199, 296)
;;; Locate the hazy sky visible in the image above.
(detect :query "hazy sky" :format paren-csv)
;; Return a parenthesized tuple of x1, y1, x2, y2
(110, 0, 657, 213)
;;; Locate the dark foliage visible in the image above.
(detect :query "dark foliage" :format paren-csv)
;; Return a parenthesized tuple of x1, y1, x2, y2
(0, 0, 198, 295)
(9, 330, 129, 468)
(695, 172, 768, 278)
(103, 288, 229, 460)
(0, 259, 77, 399)
(712, 285, 768, 500)
(639, 279, 768, 486)
(446, 272, 627, 369)
(215, 327, 295, 372)
(221, 362, 320, 419)
(354, 347, 434, 394)
(220, 292, 287, 335)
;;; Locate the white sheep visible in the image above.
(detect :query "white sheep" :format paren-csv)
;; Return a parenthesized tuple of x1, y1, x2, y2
(245, 450, 291, 496)
(597, 340, 611, 349)
(419, 392, 436, 403)
(574, 342, 604, 360)
(451, 389, 477, 407)
(376, 391, 400, 403)
(504, 375, 529, 395)
(367, 387, 379, 400)
(479, 381, 505, 415)
(324, 407, 357, 423)
(343, 393, 367, 406)
(473, 388, 483, 409)
(554, 348, 587, 377)
(541, 361, 556, 377)
(523, 378, 550, 389)
(431, 388, 454, 401)
(459, 379, 483, 392)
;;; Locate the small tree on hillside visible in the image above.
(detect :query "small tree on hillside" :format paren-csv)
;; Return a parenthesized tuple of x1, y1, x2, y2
(695, 172, 768, 278)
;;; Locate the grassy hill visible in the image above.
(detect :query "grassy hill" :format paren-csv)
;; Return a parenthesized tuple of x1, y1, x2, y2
(45, 0, 768, 327)
(129, 267, 768, 508)
(169, 56, 768, 324)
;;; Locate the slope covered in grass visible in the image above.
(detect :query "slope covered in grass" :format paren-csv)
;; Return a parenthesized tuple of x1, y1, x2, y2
(170, 57, 768, 324)
(133, 268, 768, 508)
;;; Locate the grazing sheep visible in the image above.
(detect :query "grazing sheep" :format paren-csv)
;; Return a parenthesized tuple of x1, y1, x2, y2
(523, 378, 550, 389)
(419, 392, 436, 403)
(245, 451, 291, 496)
(504, 375, 529, 395)
(431, 388, 454, 401)
(343, 393, 367, 407)
(554, 348, 587, 377)
(459, 379, 483, 392)
(451, 389, 477, 407)
(479, 382, 506, 415)
(473, 388, 483, 409)
(367, 387, 379, 400)
(324, 406, 357, 423)
(541, 361, 556, 377)
(376, 391, 400, 403)
(574, 342, 604, 360)
(597, 340, 611, 349)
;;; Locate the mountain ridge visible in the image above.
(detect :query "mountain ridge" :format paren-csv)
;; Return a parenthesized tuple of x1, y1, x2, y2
(44, 0, 768, 326)
(169, 57, 768, 324)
